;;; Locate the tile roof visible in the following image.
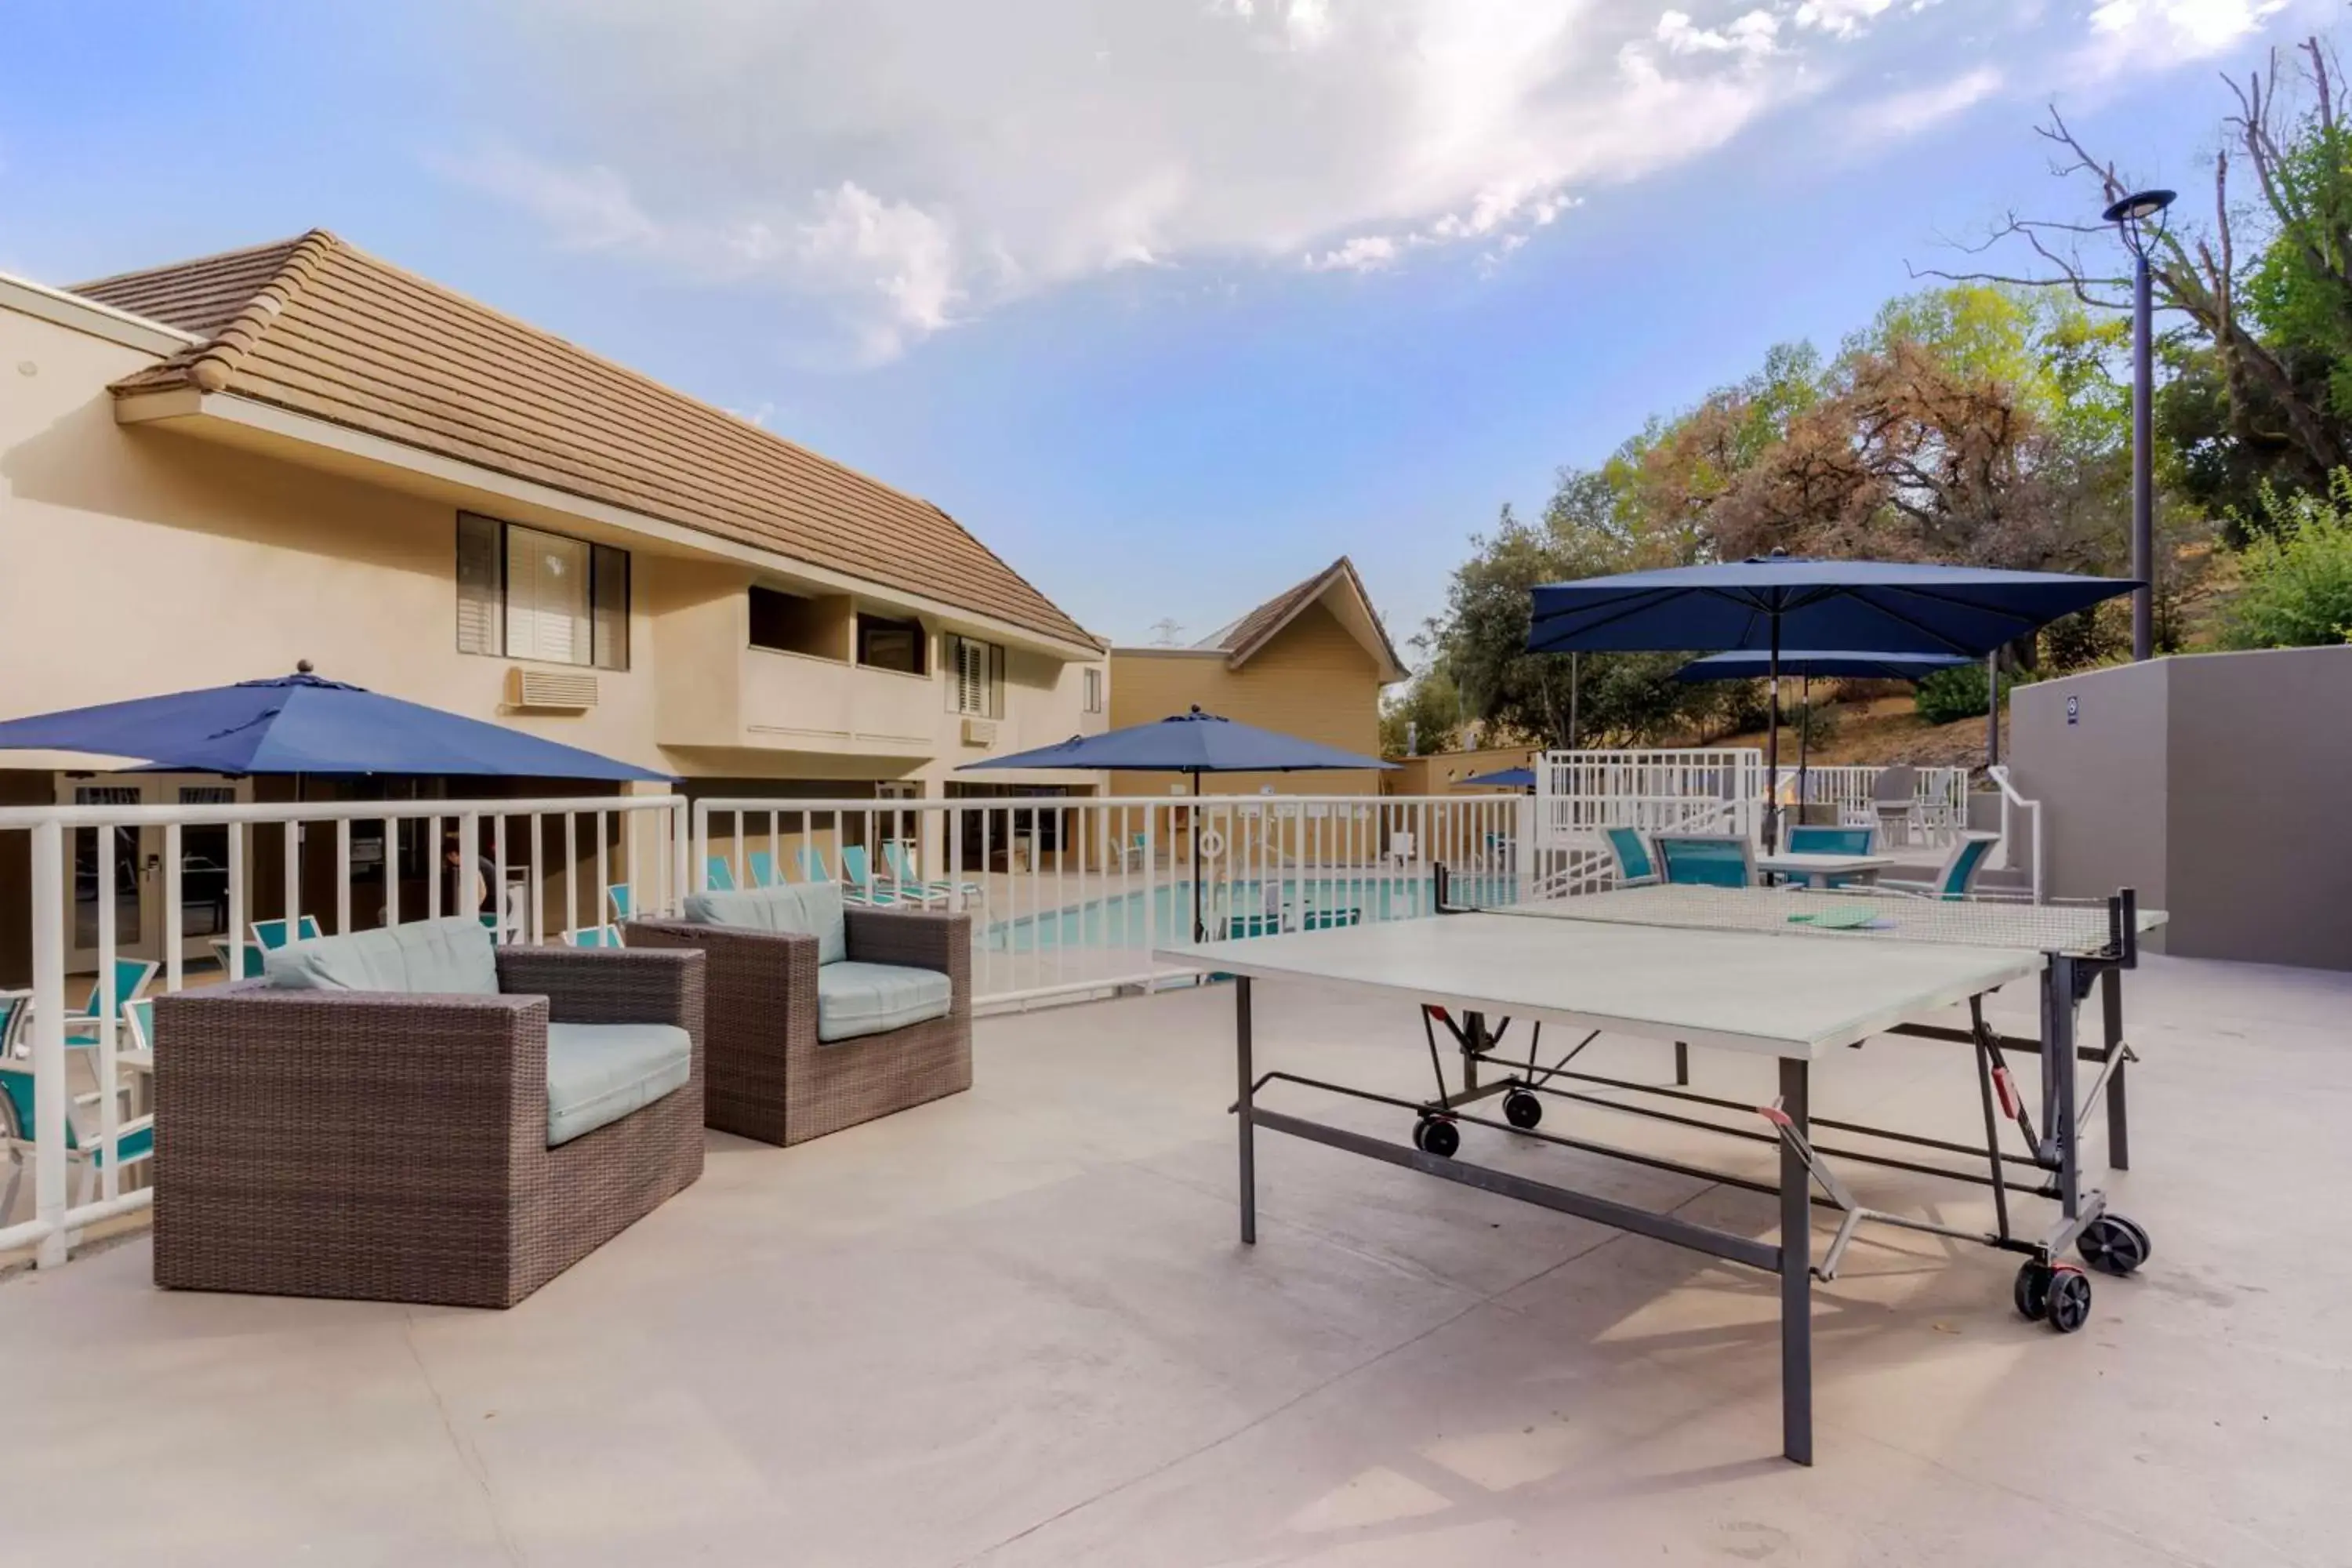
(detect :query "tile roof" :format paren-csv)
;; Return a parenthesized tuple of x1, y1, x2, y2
(1196, 557, 1406, 677)
(71, 230, 1098, 648)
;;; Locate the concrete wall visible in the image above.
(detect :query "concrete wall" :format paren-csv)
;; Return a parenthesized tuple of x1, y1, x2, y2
(0, 296, 1106, 794)
(1386, 745, 1543, 797)
(1108, 600, 1386, 797)
(2010, 646, 2352, 969)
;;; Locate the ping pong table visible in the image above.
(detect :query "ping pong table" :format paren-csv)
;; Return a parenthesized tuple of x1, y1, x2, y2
(1152, 877, 2164, 1465)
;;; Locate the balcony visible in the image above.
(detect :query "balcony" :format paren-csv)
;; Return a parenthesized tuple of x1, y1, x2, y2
(728, 648, 942, 757)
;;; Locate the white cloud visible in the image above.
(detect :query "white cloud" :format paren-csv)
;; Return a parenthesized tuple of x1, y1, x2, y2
(1793, 0, 1897, 38)
(432, 0, 2302, 361)
(1853, 65, 2005, 136)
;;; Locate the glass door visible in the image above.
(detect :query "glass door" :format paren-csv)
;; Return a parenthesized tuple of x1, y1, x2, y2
(60, 775, 252, 971)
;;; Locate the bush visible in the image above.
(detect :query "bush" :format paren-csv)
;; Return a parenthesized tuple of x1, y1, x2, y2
(1786, 699, 1840, 750)
(2221, 472, 2352, 649)
(1913, 662, 2022, 725)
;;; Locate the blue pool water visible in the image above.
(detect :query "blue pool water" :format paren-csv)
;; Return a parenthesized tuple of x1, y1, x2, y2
(981, 874, 1519, 953)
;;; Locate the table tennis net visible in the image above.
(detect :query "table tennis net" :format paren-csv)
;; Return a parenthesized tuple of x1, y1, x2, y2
(1484, 884, 2140, 956)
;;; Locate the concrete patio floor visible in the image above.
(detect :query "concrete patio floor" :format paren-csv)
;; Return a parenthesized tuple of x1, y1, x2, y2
(2, 950, 2345, 1566)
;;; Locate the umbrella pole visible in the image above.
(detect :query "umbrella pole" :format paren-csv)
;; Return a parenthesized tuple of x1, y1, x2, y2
(1764, 622, 1782, 853)
(1796, 676, 1810, 826)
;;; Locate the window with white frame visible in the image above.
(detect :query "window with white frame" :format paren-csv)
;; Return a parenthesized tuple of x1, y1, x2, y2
(456, 513, 628, 670)
(944, 633, 1004, 718)
(1083, 666, 1103, 714)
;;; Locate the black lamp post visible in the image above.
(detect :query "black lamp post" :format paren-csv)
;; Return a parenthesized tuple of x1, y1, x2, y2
(2103, 187, 2176, 662)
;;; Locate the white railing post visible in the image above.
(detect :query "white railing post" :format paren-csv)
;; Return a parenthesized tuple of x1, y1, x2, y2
(164, 820, 184, 994)
(30, 819, 67, 1269)
(95, 821, 119, 1203)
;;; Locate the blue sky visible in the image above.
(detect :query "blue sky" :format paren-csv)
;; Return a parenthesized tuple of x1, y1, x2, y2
(1, 1, 2333, 653)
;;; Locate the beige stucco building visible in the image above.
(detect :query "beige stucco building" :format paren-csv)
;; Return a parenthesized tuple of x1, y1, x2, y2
(0, 232, 1110, 972)
(1106, 559, 1405, 797)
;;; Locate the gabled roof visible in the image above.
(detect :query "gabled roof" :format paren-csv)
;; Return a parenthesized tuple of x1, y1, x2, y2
(1191, 557, 1406, 681)
(71, 231, 1097, 649)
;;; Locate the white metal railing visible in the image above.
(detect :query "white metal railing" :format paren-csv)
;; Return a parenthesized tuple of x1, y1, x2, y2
(692, 793, 1530, 1010)
(1537, 750, 1763, 848)
(1783, 764, 1969, 841)
(0, 792, 687, 1269)
(1985, 765, 2045, 905)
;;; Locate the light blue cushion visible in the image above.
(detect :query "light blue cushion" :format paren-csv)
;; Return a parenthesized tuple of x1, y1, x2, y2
(815, 961, 951, 1044)
(263, 916, 500, 996)
(681, 884, 847, 964)
(545, 1022, 692, 1147)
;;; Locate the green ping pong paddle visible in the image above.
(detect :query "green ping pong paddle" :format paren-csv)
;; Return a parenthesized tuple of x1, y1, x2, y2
(1788, 905, 1880, 930)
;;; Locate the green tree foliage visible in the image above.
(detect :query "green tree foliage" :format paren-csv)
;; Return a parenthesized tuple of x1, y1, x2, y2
(1377, 664, 1463, 757)
(2220, 470, 2352, 648)
(1913, 662, 2022, 725)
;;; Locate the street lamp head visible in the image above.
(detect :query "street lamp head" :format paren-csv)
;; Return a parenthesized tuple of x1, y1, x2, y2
(2103, 188, 2176, 225)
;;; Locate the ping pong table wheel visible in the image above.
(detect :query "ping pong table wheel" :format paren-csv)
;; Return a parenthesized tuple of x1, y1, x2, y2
(1413, 1116, 1461, 1159)
(2013, 1261, 2051, 1321)
(1502, 1091, 1544, 1130)
(2077, 1215, 2150, 1276)
(2043, 1266, 2092, 1334)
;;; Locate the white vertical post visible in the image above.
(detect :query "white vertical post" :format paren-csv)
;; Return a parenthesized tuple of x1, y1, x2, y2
(336, 818, 352, 935)
(31, 820, 67, 1267)
(282, 818, 300, 943)
(949, 800, 966, 914)
(426, 816, 443, 919)
(595, 811, 610, 931)
(562, 812, 579, 939)
(227, 822, 247, 980)
(382, 818, 397, 927)
(458, 812, 480, 935)
(164, 821, 184, 994)
(528, 815, 545, 941)
(493, 815, 509, 941)
(95, 822, 119, 1203)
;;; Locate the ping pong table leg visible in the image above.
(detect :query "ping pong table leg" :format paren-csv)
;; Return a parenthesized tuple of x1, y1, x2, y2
(1673, 1041, 1690, 1087)
(2101, 967, 2129, 1172)
(1237, 976, 1257, 1246)
(1778, 1055, 1813, 1466)
(2049, 957, 2081, 1221)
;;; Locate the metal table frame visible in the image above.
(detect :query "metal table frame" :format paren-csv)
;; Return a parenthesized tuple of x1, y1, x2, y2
(1224, 883, 2143, 1466)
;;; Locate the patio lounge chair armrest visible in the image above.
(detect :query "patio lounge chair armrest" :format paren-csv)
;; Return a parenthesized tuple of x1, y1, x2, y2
(152, 986, 554, 1177)
(624, 921, 818, 1037)
(844, 908, 971, 985)
(495, 945, 706, 1033)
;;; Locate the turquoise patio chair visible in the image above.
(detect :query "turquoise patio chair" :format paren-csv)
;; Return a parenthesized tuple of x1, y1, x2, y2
(606, 884, 633, 922)
(250, 915, 325, 949)
(881, 841, 981, 905)
(208, 937, 267, 979)
(1786, 826, 1878, 889)
(837, 846, 902, 906)
(1602, 826, 1660, 888)
(795, 846, 830, 884)
(704, 855, 739, 892)
(1654, 834, 1756, 889)
(1880, 833, 2001, 902)
(1, 988, 155, 1214)
(64, 957, 161, 1048)
(746, 851, 779, 888)
(567, 924, 626, 949)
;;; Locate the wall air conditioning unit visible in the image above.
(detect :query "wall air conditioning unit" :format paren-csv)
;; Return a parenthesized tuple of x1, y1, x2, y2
(506, 667, 598, 711)
(960, 717, 998, 746)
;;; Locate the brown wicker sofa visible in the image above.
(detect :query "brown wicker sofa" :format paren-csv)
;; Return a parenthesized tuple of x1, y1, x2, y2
(628, 886, 970, 1146)
(151, 920, 705, 1309)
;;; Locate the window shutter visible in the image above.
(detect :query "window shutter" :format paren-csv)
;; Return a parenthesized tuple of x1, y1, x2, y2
(456, 514, 503, 655)
(591, 543, 629, 670)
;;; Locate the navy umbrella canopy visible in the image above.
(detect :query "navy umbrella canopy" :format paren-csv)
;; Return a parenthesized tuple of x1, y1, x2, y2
(1527, 557, 2137, 849)
(0, 669, 669, 782)
(1527, 557, 2139, 659)
(960, 706, 1393, 938)
(1457, 767, 1536, 790)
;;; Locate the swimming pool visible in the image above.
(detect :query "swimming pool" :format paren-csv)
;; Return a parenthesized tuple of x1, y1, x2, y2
(980, 873, 1519, 953)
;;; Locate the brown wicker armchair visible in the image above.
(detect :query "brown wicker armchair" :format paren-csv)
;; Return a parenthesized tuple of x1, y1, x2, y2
(151, 944, 705, 1309)
(626, 906, 970, 1146)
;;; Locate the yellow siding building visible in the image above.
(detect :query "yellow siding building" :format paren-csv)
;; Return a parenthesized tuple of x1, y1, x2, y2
(1108, 559, 1406, 797)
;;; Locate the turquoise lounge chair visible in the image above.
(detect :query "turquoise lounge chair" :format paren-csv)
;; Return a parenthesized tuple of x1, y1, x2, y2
(837, 846, 905, 906)
(881, 841, 982, 905)
(1785, 826, 1878, 889)
(251, 915, 325, 949)
(705, 855, 739, 892)
(1602, 826, 1660, 888)
(1654, 834, 1756, 889)
(1879, 833, 2001, 902)
(606, 884, 633, 922)
(567, 924, 626, 949)
(746, 851, 779, 888)
(208, 938, 267, 979)
(64, 957, 161, 1048)
(1, 988, 154, 1214)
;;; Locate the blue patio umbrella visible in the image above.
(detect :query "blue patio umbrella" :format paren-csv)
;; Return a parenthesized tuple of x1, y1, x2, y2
(0, 666, 668, 782)
(1526, 555, 2138, 848)
(959, 706, 1394, 938)
(1672, 650, 1974, 809)
(1457, 767, 1536, 790)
